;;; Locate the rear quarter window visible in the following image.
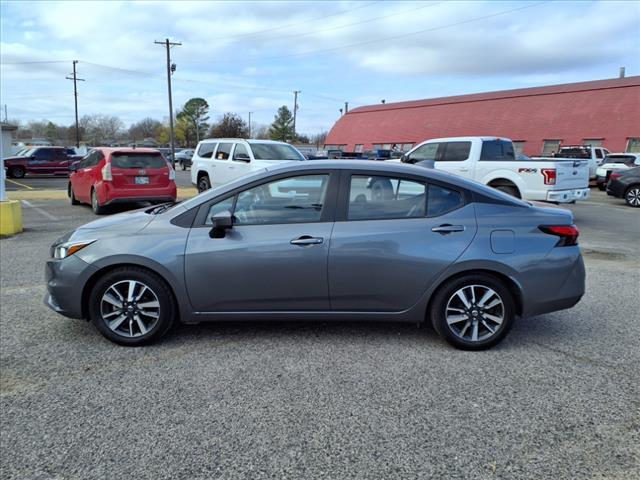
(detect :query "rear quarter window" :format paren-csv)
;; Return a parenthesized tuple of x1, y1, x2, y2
(111, 153, 166, 169)
(197, 143, 217, 159)
(480, 140, 515, 161)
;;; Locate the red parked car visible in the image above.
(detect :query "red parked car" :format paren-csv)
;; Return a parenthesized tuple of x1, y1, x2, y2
(4, 147, 82, 178)
(68, 148, 177, 214)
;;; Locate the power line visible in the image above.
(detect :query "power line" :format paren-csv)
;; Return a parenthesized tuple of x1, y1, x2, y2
(1, 60, 71, 65)
(207, 1, 551, 63)
(208, 1, 382, 41)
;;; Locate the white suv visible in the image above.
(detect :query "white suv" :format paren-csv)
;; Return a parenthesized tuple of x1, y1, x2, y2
(191, 138, 306, 192)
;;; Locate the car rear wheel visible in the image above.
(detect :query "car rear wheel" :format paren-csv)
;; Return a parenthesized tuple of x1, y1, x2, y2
(181, 161, 186, 171)
(197, 174, 211, 192)
(597, 183, 606, 191)
(9, 166, 25, 179)
(430, 273, 515, 350)
(91, 188, 106, 215)
(625, 185, 640, 207)
(68, 183, 80, 205)
(88, 267, 176, 346)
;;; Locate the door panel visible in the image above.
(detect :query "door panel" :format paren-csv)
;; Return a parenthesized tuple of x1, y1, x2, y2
(329, 204, 477, 311)
(185, 223, 333, 311)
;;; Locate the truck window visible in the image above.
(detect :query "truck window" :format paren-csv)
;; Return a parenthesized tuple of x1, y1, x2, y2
(408, 143, 440, 163)
(595, 149, 603, 159)
(480, 140, 515, 161)
(197, 142, 217, 159)
(441, 142, 471, 162)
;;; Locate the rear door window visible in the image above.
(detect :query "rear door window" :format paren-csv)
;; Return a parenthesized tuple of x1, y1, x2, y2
(427, 184, 464, 216)
(441, 142, 471, 162)
(111, 153, 166, 169)
(480, 140, 515, 161)
(197, 142, 217, 159)
(216, 143, 233, 160)
(348, 175, 426, 220)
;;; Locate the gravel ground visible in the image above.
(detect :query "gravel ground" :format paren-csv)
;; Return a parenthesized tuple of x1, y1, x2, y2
(1, 198, 638, 479)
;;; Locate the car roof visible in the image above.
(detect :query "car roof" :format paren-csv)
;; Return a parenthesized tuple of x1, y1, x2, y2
(420, 136, 511, 143)
(197, 138, 290, 145)
(94, 147, 161, 154)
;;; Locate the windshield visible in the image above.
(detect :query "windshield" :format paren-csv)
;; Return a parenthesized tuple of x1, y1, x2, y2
(111, 152, 167, 169)
(21, 148, 36, 157)
(250, 143, 305, 161)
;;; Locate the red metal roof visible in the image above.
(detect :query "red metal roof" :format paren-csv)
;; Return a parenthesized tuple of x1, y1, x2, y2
(325, 76, 640, 155)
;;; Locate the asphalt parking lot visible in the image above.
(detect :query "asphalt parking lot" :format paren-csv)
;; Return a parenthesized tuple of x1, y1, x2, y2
(1, 188, 639, 479)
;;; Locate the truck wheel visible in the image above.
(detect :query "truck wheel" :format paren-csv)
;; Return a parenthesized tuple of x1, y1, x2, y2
(197, 174, 211, 192)
(494, 185, 520, 198)
(625, 186, 640, 207)
(9, 166, 25, 179)
(68, 183, 80, 205)
(91, 188, 106, 215)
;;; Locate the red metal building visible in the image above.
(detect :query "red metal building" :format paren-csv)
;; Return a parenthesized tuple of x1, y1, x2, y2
(325, 76, 640, 156)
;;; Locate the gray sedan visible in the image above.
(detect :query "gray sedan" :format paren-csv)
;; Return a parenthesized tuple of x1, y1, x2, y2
(45, 161, 585, 350)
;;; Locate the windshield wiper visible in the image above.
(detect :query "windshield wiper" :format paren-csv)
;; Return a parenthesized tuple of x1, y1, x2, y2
(147, 202, 179, 214)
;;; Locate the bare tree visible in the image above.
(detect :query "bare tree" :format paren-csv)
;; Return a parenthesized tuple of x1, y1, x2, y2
(129, 117, 163, 141)
(209, 113, 248, 138)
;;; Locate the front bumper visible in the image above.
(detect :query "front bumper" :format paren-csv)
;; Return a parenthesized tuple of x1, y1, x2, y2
(546, 187, 590, 203)
(45, 254, 98, 319)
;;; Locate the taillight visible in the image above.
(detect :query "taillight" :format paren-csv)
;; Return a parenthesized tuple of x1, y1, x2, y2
(101, 163, 112, 181)
(541, 168, 556, 185)
(609, 172, 622, 181)
(539, 225, 579, 247)
(167, 162, 175, 180)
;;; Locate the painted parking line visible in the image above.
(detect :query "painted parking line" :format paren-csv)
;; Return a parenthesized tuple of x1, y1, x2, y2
(6, 179, 34, 190)
(21, 200, 60, 221)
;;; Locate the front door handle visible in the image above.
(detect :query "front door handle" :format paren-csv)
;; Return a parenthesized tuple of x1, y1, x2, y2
(432, 224, 465, 234)
(290, 235, 324, 246)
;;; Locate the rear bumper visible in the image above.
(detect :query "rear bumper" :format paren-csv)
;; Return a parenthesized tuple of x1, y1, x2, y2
(545, 187, 590, 203)
(97, 182, 177, 205)
(606, 181, 625, 198)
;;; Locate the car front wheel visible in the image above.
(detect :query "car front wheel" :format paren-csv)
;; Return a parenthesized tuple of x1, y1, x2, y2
(430, 273, 515, 350)
(68, 183, 80, 205)
(625, 185, 640, 207)
(88, 267, 176, 346)
(9, 166, 26, 179)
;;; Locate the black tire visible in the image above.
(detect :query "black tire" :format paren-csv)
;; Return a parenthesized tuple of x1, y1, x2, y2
(624, 185, 640, 207)
(181, 161, 186, 171)
(9, 166, 25, 179)
(197, 174, 211, 192)
(430, 273, 516, 350)
(91, 188, 106, 215)
(597, 183, 606, 191)
(88, 267, 176, 346)
(494, 185, 520, 198)
(69, 183, 80, 205)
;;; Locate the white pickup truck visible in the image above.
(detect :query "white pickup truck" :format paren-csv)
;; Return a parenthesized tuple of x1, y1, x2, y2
(397, 137, 590, 203)
(549, 145, 610, 180)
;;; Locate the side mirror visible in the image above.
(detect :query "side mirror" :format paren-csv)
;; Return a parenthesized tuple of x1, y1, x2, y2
(209, 211, 233, 238)
(400, 154, 409, 163)
(234, 153, 250, 162)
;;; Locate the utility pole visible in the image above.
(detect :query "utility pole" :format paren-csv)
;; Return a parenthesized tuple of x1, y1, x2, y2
(344, 102, 349, 114)
(292, 90, 301, 140)
(65, 60, 85, 148)
(248, 112, 253, 138)
(155, 38, 181, 165)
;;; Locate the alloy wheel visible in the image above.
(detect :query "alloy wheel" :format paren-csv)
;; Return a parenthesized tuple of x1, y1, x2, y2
(626, 187, 640, 207)
(100, 280, 161, 338)
(445, 285, 505, 342)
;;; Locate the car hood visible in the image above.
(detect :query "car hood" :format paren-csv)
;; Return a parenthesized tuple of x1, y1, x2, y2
(68, 207, 156, 242)
(3, 156, 27, 162)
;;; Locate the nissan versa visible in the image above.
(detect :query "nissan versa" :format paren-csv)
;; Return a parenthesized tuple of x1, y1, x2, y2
(45, 161, 585, 350)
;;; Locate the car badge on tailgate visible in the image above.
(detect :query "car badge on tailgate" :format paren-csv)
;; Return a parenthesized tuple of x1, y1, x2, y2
(138, 169, 146, 175)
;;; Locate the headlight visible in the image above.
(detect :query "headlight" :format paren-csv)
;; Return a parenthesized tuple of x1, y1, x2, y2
(53, 240, 96, 259)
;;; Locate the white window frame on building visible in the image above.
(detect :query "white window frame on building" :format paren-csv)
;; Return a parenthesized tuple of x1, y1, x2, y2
(401, 143, 413, 152)
(542, 139, 562, 156)
(512, 141, 526, 155)
(354, 144, 364, 153)
(583, 138, 603, 147)
(626, 138, 640, 153)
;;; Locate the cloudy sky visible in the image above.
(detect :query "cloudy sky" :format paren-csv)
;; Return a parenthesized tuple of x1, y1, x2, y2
(1, 0, 638, 136)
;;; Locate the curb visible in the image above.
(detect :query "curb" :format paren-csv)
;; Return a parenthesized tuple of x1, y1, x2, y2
(7, 187, 199, 201)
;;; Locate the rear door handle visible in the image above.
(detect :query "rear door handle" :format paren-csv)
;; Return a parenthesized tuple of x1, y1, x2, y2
(432, 224, 465, 234)
(290, 235, 324, 246)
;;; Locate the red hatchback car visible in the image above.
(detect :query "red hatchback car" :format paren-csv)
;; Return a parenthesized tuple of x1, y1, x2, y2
(68, 148, 177, 214)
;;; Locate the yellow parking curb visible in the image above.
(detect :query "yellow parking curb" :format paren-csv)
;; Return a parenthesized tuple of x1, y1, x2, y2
(7, 187, 199, 201)
(0, 200, 23, 236)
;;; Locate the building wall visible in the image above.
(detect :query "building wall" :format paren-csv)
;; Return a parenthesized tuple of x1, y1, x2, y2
(325, 77, 640, 156)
